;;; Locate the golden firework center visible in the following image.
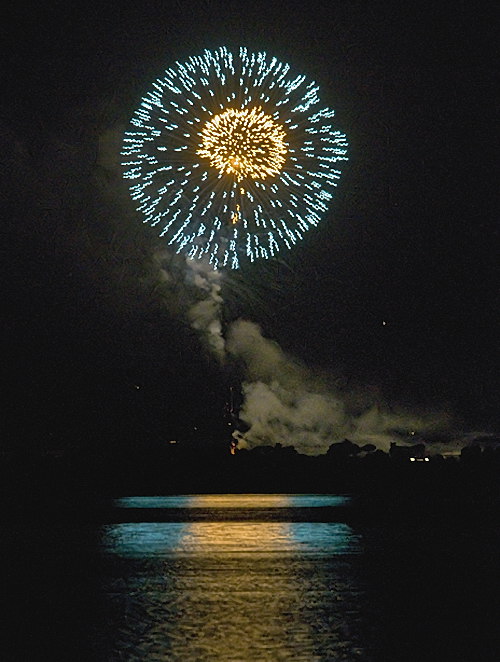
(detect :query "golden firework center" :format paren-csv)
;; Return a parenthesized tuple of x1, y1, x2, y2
(197, 107, 288, 183)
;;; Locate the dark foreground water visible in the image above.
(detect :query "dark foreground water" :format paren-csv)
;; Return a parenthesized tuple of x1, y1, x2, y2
(1, 494, 498, 661)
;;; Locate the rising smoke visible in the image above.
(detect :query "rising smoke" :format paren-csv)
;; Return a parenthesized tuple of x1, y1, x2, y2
(152, 249, 452, 456)
(98, 122, 455, 456)
(225, 319, 451, 455)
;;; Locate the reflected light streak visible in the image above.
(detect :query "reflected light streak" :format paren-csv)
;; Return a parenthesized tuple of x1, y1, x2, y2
(100, 495, 365, 660)
(113, 493, 352, 509)
(101, 520, 360, 558)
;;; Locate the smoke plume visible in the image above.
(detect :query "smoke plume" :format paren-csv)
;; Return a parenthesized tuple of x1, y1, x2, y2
(185, 260, 226, 360)
(226, 319, 451, 455)
(98, 121, 461, 456)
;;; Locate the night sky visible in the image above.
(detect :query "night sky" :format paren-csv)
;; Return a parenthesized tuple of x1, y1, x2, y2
(2, 2, 497, 456)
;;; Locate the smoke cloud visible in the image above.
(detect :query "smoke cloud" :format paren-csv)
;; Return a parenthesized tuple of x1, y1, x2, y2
(185, 260, 226, 360)
(226, 319, 451, 455)
(97, 121, 477, 457)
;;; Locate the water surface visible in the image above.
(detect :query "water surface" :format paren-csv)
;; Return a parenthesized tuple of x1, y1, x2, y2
(114, 494, 351, 509)
(3, 493, 496, 661)
(98, 494, 367, 661)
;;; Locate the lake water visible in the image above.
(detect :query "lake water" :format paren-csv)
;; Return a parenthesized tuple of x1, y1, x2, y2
(2, 494, 498, 661)
(98, 495, 364, 661)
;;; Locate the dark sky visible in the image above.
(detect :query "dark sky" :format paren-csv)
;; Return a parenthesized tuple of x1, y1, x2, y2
(1, 1, 497, 453)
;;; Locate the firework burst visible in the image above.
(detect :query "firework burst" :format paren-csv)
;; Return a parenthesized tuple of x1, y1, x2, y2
(122, 47, 348, 269)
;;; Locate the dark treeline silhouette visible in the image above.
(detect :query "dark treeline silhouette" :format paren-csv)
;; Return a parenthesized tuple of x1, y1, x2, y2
(1, 437, 499, 519)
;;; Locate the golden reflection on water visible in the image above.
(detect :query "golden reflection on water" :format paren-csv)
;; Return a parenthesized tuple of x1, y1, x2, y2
(169, 523, 359, 660)
(114, 493, 351, 509)
(175, 520, 295, 553)
(179, 493, 294, 508)
(169, 524, 314, 661)
(101, 495, 365, 661)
